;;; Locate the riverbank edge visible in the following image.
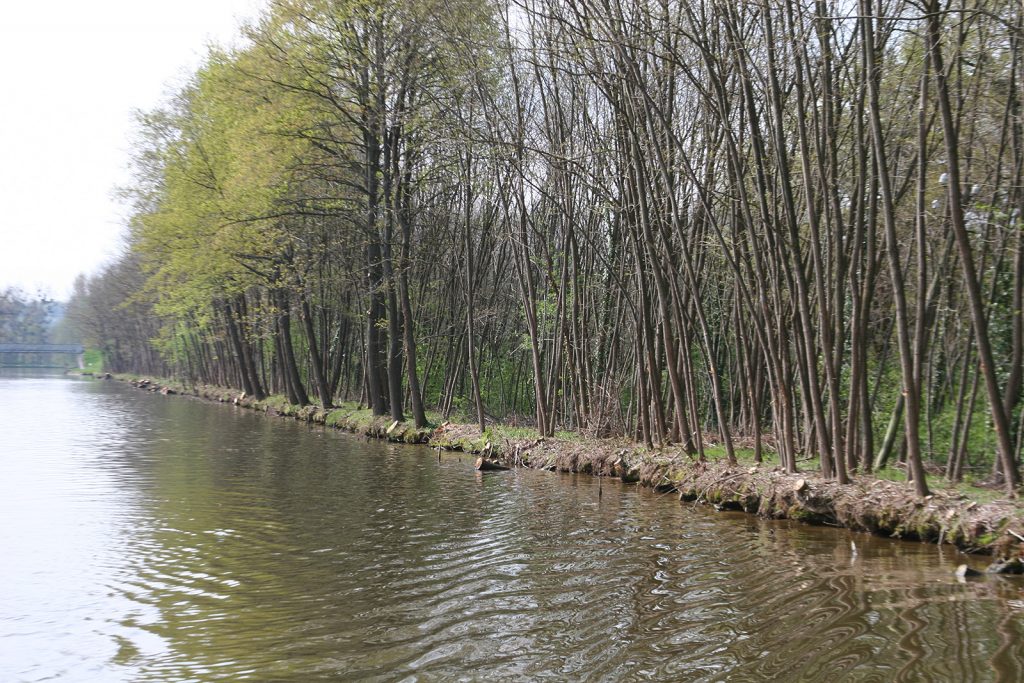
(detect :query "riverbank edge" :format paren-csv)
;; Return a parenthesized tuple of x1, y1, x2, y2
(111, 373, 1024, 557)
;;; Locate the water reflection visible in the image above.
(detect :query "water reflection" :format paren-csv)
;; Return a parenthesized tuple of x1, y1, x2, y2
(1, 375, 1022, 681)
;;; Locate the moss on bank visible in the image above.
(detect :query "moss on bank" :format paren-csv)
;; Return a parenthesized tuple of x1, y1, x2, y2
(113, 374, 1024, 557)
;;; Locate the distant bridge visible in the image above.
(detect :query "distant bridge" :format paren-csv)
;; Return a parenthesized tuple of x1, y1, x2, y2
(0, 344, 84, 354)
(0, 343, 85, 368)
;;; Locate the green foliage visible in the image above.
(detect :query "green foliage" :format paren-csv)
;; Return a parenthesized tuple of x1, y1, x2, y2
(0, 288, 61, 344)
(63, 0, 1024, 500)
(80, 349, 103, 374)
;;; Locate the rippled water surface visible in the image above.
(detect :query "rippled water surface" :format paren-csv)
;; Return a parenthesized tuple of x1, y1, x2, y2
(2, 373, 1024, 681)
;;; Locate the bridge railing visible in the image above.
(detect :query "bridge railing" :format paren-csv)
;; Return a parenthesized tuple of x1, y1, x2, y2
(0, 344, 85, 354)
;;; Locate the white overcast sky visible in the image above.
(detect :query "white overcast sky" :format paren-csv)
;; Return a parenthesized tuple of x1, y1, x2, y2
(0, 0, 265, 299)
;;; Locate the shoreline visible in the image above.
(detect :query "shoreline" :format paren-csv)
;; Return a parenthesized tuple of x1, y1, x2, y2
(109, 373, 1024, 560)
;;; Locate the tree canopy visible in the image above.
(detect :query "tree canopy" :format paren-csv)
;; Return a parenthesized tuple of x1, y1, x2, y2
(72, 0, 1024, 496)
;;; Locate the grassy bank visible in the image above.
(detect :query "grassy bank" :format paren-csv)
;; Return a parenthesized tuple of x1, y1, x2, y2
(112, 374, 1024, 558)
(64, 349, 103, 376)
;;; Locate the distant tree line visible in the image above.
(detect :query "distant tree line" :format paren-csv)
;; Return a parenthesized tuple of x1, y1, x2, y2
(0, 288, 72, 366)
(0, 288, 61, 345)
(70, 0, 1024, 495)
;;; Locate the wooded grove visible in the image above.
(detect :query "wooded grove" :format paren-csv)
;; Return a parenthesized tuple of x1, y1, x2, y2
(69, 0, 1024, 495)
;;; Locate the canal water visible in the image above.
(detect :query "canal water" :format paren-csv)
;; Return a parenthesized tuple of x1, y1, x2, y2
(1, 373, 1022, 681)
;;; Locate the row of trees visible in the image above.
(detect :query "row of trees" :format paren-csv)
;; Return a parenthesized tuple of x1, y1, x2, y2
(0, 288, 74, 366)
(71, 0, 1024, 495)
(0, 288, 59, 345)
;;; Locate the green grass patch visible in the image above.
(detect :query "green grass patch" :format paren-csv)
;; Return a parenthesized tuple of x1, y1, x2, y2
(258, 395, 298, 416)
(702, 445, 767, 465)
(80, 349, 103, 374)
(554, 430, 584, 442)
(324, 404, 375, 429)
(874, 466, 1007, 503)
(65, 349, 103, 375)
(485, 425, 542, 441)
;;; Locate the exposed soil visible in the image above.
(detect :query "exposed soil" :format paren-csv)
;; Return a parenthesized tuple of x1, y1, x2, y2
(116, 375, 1024, 558)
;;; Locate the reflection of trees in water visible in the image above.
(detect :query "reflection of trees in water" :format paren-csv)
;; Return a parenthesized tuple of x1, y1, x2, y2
(25, 379, 1024, 681)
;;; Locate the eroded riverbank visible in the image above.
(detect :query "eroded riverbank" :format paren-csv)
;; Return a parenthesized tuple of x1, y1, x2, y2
(114, 373, 1024, 558)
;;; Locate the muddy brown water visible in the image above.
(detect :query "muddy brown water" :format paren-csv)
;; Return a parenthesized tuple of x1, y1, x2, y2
(1, 372, 1023, 681)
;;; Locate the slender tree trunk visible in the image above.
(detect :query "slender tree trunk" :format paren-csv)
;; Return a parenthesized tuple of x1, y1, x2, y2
(925, 0, 1019, 493)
